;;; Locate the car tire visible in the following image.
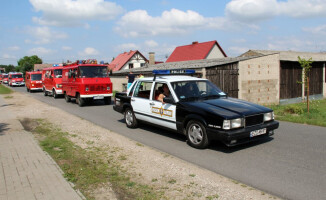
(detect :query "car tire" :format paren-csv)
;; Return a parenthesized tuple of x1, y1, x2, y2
(104, 97, 111, 105)
(76, 94, 84, 107)
(53, 89, 58, 99)
(124, 108, 138, 128)
(64, 93, 71, 102)
(186, 120, 209, 149)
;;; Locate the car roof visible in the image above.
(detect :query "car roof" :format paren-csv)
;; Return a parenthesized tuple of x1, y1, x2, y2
(139, 75, 206, 83)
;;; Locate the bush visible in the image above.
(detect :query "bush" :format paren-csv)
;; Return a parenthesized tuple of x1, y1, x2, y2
(284, 105, 304, 115)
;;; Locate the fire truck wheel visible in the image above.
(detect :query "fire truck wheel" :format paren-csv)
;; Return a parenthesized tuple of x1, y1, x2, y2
(104, 97, 111, 105)
(53, 89, 58, 99)
(77, 94, 85, 107)
(43, 88, 48, 96)
(65, 93, 71, 102)
(124, 108, 138, 128)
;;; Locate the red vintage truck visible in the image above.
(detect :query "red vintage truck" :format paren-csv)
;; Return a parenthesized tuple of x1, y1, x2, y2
(2, 74, 8, 84)
(25, 71, 43, 92)
(62, 60, 112, 106)
(42, 66, 63, 98)
(8, 72, 25, 87)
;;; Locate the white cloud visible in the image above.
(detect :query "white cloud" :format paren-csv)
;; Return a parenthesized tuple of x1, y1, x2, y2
(8, 46, 20, 51)
(28, 47, 56, 55)
(30, 0, 124, 27)
(79, 47, 99, 56)
(226, 0, 326, 23)
(115, 9, 233, 37)
(302, 25, 326, 35)
(145, 40, 158, 48)
(116, 43, 139, 52)
(62, 46, 72, 51)
(228, 46, 249, 55)
(2, 53, 16, 59)
(26, 26, 68, 44)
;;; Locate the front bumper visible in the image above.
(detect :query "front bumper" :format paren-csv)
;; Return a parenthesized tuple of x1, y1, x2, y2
(113, 105, 124, 113)
(207, 121, 279, 146)
(11, 82, 25, 86)
(80, 93, 113, 98)
(30, 87, 43, 91)
(55, 89, 63, 94)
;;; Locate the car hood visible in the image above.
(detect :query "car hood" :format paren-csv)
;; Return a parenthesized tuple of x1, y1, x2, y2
(180, 97, 272, 118)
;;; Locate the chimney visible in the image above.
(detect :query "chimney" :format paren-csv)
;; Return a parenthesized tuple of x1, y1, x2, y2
(149, 52, 155, 65)
(192, 41, 198, 45)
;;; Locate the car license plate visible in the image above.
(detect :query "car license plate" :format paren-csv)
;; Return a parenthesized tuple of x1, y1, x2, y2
(250, 128, 267, 137)
(93, 96, 104, 100)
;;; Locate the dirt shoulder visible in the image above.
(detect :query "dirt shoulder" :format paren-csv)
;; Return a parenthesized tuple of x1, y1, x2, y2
(2, 91, 280, 200)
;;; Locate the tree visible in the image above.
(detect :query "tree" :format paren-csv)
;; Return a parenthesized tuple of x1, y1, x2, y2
(17, 55, 42, 74)
(298, 56, 313, 113)
(0, 64, 16, 73)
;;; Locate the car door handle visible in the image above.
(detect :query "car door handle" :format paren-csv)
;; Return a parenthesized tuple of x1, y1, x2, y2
(149, 102, 155, 105)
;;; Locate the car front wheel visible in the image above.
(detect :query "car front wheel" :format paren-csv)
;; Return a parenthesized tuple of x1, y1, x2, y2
(124, 108, 138, 128)
(76, 94, 85, 107)
(186, 120, 209, 149)
(64, 93, 71, 102)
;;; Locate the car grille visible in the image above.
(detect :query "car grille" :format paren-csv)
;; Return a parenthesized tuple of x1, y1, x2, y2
(90, 85, 106, 91)
(245, 114, 264, 127)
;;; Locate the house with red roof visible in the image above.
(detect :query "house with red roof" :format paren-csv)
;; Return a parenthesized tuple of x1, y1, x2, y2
(166, 40, 227, 63)
(109, 50, 148, 72)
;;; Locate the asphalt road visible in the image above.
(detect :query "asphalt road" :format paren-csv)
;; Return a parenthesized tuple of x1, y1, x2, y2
(10, 86, 326, 200)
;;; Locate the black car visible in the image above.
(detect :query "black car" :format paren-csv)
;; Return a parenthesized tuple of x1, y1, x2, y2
(114, 71, 279, 149)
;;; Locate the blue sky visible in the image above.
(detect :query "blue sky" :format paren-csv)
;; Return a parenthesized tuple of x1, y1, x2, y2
(1, 0, 325, 65)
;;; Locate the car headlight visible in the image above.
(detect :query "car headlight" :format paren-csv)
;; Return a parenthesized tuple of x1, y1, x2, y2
(107, 86, 110, 91)
(56, 84, 62, 88)
(85, 86, 89, 91)
(223, 118, 244, 130)
(264, 112, 274, 122)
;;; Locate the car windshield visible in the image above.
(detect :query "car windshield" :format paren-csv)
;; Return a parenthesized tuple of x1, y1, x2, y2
(171, 80, 226, 101)
(54, 69, 62, 78)
(79, 66, 108, 78)
(31, 74, 42, 81)
(3, 75, 8, 78)
(12, 74, 23, 78)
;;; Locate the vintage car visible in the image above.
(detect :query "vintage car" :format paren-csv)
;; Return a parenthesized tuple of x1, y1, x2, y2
(113, 70, 279, 149)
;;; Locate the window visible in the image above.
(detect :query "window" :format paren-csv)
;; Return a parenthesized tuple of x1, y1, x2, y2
(79, 66, 107, 78)
(153, 82, 167, 101)
(54, 69, 62, 78)
(129, 63, 133, 69)
(31, 74, 42, 81)
(133, 81, 152, 99)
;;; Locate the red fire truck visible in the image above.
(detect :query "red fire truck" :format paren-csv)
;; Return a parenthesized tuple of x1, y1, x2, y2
(8, 72, 25, 86)
(62, 60, 112, 107)
(25, 71, 43, 92)
(42, 66, 63, 98)
(2, 74, 8, 84)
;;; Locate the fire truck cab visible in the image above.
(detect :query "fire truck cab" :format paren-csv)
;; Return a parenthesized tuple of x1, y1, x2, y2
(42, 65, 63, 98)
(25, 71, 43, 92)
(62, 60, 112, 107)
(8, 72, 25, 86)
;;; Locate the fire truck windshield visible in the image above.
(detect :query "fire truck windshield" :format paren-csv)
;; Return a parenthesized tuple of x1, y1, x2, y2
(3, 75, 8, 78)
(54, 69, 62, 78)
(31, 74, 42, 81)
(79, 66, 108, 78)
(12, 74, 23, 78)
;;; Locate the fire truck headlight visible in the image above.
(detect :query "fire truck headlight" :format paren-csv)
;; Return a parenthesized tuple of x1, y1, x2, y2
(32, 84, 34, 86)
(107, 86, 110, 91)
(56, 84, 62, 88)
(86, 86, 89, 91)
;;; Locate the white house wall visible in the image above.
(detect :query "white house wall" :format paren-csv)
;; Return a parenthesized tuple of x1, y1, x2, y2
(206, 44, 225, 59)
(120, 53, 147, 71)
(238, 54, 280, 105)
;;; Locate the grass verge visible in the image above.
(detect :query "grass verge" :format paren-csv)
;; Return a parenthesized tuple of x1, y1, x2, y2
(269, 99, 326, 127)
(24, 119, 160, 200)
(0, 84, 13, 94)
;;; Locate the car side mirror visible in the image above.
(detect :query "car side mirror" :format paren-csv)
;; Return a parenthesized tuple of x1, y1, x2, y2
(163, 97, 175, 104)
